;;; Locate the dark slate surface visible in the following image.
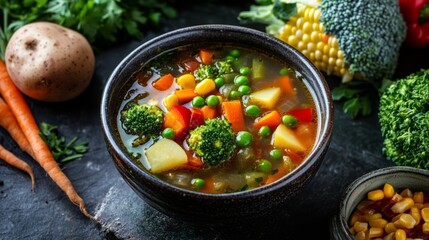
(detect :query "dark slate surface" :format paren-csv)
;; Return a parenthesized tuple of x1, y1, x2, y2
(1, 2, 429, 240)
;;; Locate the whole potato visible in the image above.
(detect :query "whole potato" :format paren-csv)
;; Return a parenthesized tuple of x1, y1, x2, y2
(5, 22, 95, 102)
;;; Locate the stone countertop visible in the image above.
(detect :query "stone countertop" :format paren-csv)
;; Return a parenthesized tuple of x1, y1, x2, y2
(1, 2, 429, 239)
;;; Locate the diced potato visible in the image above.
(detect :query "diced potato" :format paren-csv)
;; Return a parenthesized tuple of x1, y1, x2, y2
(271, 124, 306, 152)
(145, 138, 188, 173)
(249, 87, 281, 109)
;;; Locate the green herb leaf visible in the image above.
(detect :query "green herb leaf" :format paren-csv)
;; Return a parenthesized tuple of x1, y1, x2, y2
(272, 1, 297, 21)
(39, 122, 88, 166)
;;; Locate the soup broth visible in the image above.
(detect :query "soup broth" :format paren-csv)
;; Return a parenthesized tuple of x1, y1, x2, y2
(117, 46, 317, 193)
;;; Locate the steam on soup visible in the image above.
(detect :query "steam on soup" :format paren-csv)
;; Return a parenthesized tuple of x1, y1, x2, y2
(117, 46, 317, 193)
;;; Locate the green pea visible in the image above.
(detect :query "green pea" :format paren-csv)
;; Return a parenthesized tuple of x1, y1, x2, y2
(214, 77, 225, 88)
(282, 115, 298, 128)
(258, 126, 271, 137)
(191, 178, 205, 190)
(280, 67, 289, 76)
(192, 96, 205, 108)
(240, 66, 251, 75)
(237, 85, 252, 95)
(229, 90, 242, 100)
(229, 49, 240, 58)
(236, 131, 253, 147)
(258, 159, 272, 173)
(162, 128, 175, 139)
(269, 149, 283, 160)
(234, 75, 249, 86)
(245, 105, 261, 117)
(206, 95, 220, 108)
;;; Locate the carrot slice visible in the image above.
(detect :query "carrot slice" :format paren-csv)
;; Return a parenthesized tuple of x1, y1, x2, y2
(201, 105, 218, 119)
(265, 164, 288, 185)
(0, 60, 92, 218)
(277, 75, 295, 96)
(175, 89, 198, 103)
(152, 73, 174, 91)
(253, 110, 282, 130)
(221, 101, 246, 132)
(199, 49, 213, 65)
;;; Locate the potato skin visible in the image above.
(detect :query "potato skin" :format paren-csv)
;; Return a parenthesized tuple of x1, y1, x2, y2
(5, 22, 95, 102)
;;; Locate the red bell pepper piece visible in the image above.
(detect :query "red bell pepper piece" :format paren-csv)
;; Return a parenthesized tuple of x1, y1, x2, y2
(189, 108, 205, 130)
(163, 105, 191, 141)
(399, 0, 429, 48)
(287, 107, 314, 123)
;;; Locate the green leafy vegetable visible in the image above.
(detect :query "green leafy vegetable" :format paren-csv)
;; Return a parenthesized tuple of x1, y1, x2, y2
(0, 0, 177, 58)
(39, 122, 89, 166)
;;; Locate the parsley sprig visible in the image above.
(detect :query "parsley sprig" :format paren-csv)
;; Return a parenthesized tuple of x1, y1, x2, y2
(39, 122, 89, 166)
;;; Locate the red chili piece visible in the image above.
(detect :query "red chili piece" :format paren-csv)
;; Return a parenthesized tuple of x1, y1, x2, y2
(399, 0, 429, 48)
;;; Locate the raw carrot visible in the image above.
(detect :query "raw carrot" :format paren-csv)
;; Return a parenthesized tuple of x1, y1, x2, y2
(199, 49, 213, 65)
(277, 75, 295, 96)
(0, 144, 35, 190)
(175, 89, 198, 103)
(221, 101, 246, 132)
(152, 73, 174, 91)
(0, 96, 35, 158)
(253, 110, 282, 130)
(0, 61, 92, 219)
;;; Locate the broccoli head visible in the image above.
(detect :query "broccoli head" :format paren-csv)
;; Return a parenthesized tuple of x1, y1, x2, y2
(187, 118, 236, 167)
(120, 103, 164, 142)
(319, 0, 406, 80)
(194, 60, 233, 81)
(379, 69, 429, 169)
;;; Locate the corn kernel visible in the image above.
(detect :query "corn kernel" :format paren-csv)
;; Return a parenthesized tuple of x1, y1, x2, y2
(307, 42, 316, 52)
(282, 25, 292, 36)
(315, 50, 322, 61)
(287, 35, 299, 47)
(313, 9, 321, 21)
(397, 213, 417, 229)
(384, 222, 397, 234)
(329, 48, 337, 57)
(195, 79, 215, 96)
(395, 229, 407, 240)
(295, 29, 303, 39)
(410, 206, 421, 224)
(296, 17, 304, 29)
(328, 57, 335, 67)
(163, 94, 179, 110)
(353, 221, 368, 233)
(297, 42, 305, 51)
(368, 189, 385, 201)
(368, 227, 383, 238)
(176, 73, 195, 89)
(415, 203, 425, 209)
(310, 32, 319, 42)
(421, 207, 429, 221)
(383, 183, 395, 198)
(369, 218, 387, 228)
(302, 22, 312, 33)
(400, 188, 413, 198)
(391, 197, 414, 213)
(354, 231, 366, 240)
(391, 193, 403, 202)
(384, 232, 395, 240)
(302, 33, 310, 44)
(423, 222, 429, 234)
(413, 191, 424, 203)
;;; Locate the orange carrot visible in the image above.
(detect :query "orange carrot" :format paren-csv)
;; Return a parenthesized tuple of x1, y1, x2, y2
(200, 176, 215, 194)
(221, 101, 246, 132)
(175, 89, 198, 103)
(199, 49, 213, 65)
(0, 144, 35, 189)
(152, 73, 174, 91)
(277, 75, 295, 96)
(0, 96, 35, 158)
(284, 148, 304, 165)
(0, 61, 92, 218)
(265, 164, 288, 185)
(201, 105, 218, 119)
(253, 110, 282, 130)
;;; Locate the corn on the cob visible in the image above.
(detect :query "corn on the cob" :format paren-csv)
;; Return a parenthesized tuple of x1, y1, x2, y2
(278, 3, 353, 82)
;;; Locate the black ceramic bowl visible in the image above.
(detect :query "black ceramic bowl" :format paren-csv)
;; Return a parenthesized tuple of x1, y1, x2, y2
(101, 25, 333, 224)
(331, 166, 429, 239)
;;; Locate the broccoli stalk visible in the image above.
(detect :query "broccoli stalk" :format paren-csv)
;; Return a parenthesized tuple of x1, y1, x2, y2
(187, 118, 236, 167)
(120, 103, 164, 145)
(379, 69, 429, 169)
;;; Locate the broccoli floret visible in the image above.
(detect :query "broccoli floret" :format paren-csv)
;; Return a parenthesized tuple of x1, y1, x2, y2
(120, 103, 164, 144)
(379, 69, 429, 169)
(194, 60, 233, 81)
(319, 0, 406, 80)
(187, 118, 236, 167)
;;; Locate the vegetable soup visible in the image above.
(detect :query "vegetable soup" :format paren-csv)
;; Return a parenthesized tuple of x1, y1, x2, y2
(117, 46, 317, 193)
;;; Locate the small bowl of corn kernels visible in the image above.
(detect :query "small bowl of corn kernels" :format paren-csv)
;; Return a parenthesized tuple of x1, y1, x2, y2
(330, 166, 429, 240)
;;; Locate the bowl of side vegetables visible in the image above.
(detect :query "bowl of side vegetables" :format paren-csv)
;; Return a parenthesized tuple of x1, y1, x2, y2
(331, 166, 429, 239)
(101, 24, 333, 224)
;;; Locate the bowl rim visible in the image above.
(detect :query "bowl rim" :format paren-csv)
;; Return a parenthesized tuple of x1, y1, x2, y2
(100, 24, 333, 199)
